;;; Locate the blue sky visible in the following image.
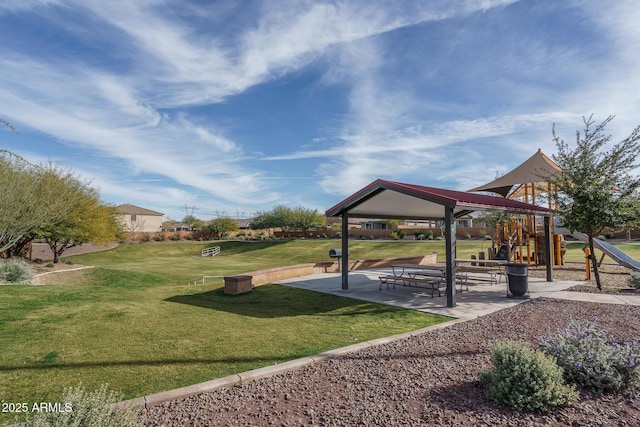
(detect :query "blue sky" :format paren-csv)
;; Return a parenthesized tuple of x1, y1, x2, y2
(1, 0, 639, 221)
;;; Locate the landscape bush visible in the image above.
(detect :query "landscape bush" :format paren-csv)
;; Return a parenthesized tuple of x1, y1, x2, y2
(480, 341, 578, 411)
(0, 258, 33, 283)
(540, 319, 640, 393)
(25, 384, 142, 427)
(627, 272, 640, 290)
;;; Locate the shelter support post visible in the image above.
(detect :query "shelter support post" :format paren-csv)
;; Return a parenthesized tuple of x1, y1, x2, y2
(445, 207, 456, 307)
(544, 216, 553, 282)
(341, 213, 349, 290)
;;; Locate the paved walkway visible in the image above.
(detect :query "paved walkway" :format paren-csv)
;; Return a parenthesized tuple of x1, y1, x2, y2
(278, 268, 640, 319)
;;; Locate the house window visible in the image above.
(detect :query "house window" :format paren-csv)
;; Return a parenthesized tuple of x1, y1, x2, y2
(131, 214, 137, 222)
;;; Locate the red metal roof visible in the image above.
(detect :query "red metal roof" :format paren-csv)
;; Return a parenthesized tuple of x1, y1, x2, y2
(326, 179, 552, 219)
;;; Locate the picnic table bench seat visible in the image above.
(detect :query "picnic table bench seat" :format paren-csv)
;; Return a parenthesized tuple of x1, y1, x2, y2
(456, 265, 504, 285)
(379, 267, 468, 296)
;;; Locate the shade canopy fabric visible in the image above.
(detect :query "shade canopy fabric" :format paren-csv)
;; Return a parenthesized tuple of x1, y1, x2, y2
(467, 149, 561, 197)
(325, 179, 552, 220)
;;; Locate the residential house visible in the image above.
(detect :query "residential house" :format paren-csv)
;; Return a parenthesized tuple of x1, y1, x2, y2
(116, 204, 164, 233)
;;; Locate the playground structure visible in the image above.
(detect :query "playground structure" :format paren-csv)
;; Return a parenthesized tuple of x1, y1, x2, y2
(571, 231, 640, 274)
(470, 149, 566, 266)
(471, 148, 639, 271)
(487, 217, 565, 267)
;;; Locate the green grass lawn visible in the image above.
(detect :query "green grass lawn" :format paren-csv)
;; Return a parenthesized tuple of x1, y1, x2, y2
(1, 238, 637, 425)
(0, 240, 451, 425)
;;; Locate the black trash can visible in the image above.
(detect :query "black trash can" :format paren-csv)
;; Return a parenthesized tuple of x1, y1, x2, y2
(506, 263, 528, 296)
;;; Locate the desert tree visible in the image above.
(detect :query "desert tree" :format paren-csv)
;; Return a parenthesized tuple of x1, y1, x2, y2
(549, 115, 640, 289)
(182, 214, 204, 231)
(251, 205, 323, 236)
(0, 153, 60, 254)
(39, 192, 120, 263)
(205, 217, 239, 239)
(290, 206, 325, 237)
(0, 153, 104, 256)
(250, 205, 293, 234)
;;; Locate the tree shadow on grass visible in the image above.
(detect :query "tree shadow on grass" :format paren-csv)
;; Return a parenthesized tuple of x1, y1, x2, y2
(0, 354, 293, 373)
(165, 283, 402, 318)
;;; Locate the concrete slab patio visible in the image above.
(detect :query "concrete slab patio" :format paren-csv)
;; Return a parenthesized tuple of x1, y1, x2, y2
(277, 269, 640, 319)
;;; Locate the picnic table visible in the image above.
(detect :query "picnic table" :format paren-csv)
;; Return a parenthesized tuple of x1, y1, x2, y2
(455, 259, 507, 285)
(379, 264, 467, 297)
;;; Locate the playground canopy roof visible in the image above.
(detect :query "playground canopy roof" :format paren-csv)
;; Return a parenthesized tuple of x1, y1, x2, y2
(468, 148, 561, 197)
(325, 179, 553, 219)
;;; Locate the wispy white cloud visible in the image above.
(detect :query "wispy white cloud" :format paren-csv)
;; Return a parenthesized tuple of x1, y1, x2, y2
(2, 0, 638, 219)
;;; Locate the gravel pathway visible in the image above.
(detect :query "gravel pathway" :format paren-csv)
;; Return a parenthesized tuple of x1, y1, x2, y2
(144, 298, 640, 426)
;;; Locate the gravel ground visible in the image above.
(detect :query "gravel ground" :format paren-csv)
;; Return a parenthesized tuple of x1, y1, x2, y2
(144, 264, 640, 426)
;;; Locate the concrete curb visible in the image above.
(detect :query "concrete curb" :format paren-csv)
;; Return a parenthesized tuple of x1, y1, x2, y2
(120, 318, 466, 410)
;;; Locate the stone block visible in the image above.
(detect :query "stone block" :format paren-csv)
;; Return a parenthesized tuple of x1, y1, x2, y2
(224, 275, 253, 294)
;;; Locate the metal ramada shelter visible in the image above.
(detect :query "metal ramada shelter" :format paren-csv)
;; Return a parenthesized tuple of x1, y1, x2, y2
(325, 179, 554, 308)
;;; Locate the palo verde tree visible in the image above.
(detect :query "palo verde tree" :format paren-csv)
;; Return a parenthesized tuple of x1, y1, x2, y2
(0, 153, 80, 255)
(38, 190, 120, 263)
(549, 115, 640, 289)
(0, 147, 116, 259)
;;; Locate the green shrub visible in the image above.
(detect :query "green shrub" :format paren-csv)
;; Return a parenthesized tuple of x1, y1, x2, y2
(605, 231, 615, 239)
(26, 384, 142, 427)
(464, 232, 471, 239)
(627, 272, 640, 290)
(480, 341, 577, 411)
(0, 258, 34, 283)
(336, 232, 342, 238)
(484, 234, 492, 240)
(540, 319, 640, 393)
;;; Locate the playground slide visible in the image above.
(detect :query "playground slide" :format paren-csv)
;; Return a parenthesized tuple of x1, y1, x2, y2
(570, 232, 640, 272)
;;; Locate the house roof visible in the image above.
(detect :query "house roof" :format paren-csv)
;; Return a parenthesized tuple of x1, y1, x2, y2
(468, 148, 561, 197)
(325, 179, 552, 220)
(116, 204, 164, 216)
